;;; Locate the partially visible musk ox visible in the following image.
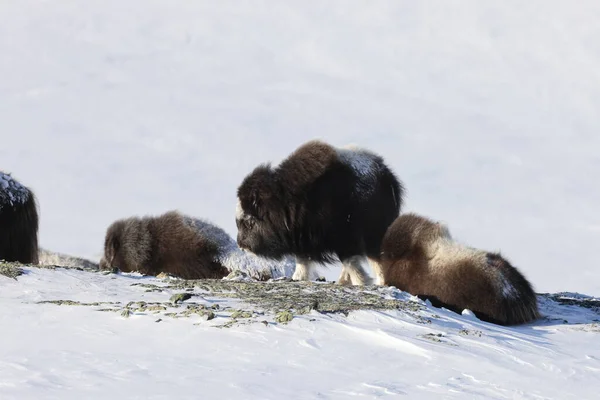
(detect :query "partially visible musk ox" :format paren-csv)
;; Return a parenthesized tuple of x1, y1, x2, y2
(380, 213, 540, 325)
(99, 210, 294, 280)
(235, 140, 404, 285)
(0, 172, 39, 265)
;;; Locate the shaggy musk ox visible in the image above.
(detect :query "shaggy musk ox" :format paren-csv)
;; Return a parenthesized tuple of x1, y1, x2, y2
(99, 210, 229, 279)
(380, 213, 540, 325)
(235, 140, 404, 285)
(0, 172, 39, 264)
(99, 210, 295, 280)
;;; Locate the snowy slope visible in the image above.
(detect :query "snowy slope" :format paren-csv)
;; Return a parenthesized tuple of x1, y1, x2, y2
(1, 1, 600, 294)
(1, 266, 599, 400)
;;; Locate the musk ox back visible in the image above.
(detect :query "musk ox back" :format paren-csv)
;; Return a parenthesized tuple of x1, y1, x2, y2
(0, 172, 39, 265)
(236, 140, 404, 285)
(99, 210, 295, 280)
(380, 213, 540, 326)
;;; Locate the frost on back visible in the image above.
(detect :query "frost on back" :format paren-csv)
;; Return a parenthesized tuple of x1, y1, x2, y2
(337, 146, 379, 197)
(499, 276, 519, 299)
(184, 216, 295, 280)
(0, 172, 30, 210)
(337, 146, 378, 177)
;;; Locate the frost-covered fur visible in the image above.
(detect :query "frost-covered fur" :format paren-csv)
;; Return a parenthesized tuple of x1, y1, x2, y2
(185, 216, 296, 280)
(236, 140, 403, 286)
(100, 210, 294, 280)
(38, 248, 99, 270)
(0, 172, 39, 264)
(380, 213, 540, 325)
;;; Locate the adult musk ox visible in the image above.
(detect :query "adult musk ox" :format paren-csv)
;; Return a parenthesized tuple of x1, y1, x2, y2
(0, 172, 39, 264)
(235, 140, 404, 285)
(99, 210, 294, 280)
(380, 213, 540, 325)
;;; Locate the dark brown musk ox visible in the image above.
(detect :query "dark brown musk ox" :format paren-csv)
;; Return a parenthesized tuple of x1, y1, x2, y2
(235, 140, 404, 285)
(380, 213, 540, 325)
(99, 210, 295, 280)
(0, 171, 39, 265)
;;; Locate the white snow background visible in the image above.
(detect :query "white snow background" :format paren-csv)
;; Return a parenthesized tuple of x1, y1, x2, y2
(1, 1, 600, 398)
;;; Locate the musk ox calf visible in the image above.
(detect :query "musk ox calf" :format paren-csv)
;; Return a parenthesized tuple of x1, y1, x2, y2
(236, 140, 404, 285)
(380, 213, 540, 325)
(99, 210, 294, 280)
(0, 172, 39, 264)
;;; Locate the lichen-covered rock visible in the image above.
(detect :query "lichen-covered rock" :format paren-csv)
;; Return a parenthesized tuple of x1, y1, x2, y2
(230, 310, 253, 319)
(0, 261, 23, 279)
(170, 293, 193, 304)
(275, 311, 294, 324)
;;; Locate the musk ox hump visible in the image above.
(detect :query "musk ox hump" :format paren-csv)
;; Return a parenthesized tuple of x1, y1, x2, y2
(276, 140, 339, 191)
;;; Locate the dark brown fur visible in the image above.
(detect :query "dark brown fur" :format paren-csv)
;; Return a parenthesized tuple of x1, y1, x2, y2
(236, 140, 404, 286)
(0, 172, 39, 265)
(99, 210, 228, 279)
(381, 213, 540, 326)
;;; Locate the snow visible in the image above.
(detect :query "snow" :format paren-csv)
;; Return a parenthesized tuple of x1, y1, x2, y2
(1, 0, 600, 398)
(1, 267, 599, 399)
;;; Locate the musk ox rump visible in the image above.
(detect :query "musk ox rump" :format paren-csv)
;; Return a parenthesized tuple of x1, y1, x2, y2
(0, 172, 39, 265)
(236, 140, 403, 285)
(380, 213, 540, 325)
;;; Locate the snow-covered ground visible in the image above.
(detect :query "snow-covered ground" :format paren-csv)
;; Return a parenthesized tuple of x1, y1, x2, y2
(2, 1, 600, 398)
(1, 266, 599, 399)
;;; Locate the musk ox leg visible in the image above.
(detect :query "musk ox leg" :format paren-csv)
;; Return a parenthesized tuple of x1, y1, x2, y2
(367, 258, 385, 285)
(339, 256, 373, 286)
(337, 269, 350, 285)
(292, 257, 318, 281)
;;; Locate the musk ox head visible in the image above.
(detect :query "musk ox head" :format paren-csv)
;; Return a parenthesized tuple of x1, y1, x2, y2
(99, 217, 151, 273)
(99, 220, 126, 271)
(235, 164, 293, 260)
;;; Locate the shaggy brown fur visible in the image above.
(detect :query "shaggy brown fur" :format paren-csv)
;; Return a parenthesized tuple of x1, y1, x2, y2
(99, 210, 228, 279)
(236, 140, 404, 285)
(0, 172, 39, 264)
(380, 213, 540, 326)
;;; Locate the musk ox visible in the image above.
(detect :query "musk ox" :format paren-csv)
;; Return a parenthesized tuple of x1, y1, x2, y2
(380, 213, 540, 325)
(99, 210, 294, 280)
(235, 140, 404, 285)
(0, 172, 39, 264)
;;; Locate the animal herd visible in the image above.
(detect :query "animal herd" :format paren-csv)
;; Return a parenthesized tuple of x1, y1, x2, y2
(0, 139, 540, 326)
